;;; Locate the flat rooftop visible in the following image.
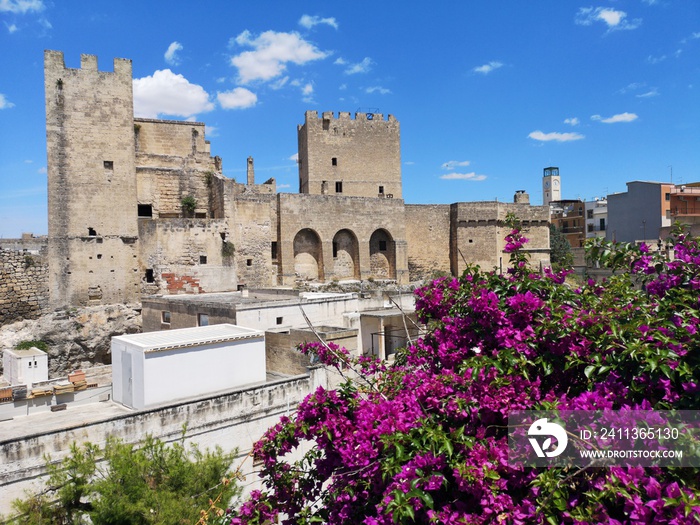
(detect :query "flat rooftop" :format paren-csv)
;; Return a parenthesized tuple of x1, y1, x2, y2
(113, 323, 263, 353)
(0, 371, 296, 443)
(143, 290, 357, 308)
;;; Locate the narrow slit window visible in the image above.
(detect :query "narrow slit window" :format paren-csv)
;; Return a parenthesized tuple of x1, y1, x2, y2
(145, 269, 155, 283)
(332, 157, 337, 166)
(335, 181, 343, 193)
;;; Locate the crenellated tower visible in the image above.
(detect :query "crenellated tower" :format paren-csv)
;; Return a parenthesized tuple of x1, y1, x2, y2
(45, 51, 140, 308)
(297, 111, 402, 199)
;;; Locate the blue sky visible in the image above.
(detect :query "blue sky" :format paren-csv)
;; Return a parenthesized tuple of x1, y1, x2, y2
(0, 0, 698, 238)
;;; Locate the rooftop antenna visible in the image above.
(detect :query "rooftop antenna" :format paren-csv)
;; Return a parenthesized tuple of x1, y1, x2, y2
(668, 165, 673, 184)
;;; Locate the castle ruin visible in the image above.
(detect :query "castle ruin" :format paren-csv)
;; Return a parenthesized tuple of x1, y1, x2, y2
(43, 50, 551, 310)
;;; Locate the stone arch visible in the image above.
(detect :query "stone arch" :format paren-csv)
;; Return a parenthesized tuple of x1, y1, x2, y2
(369, 229, 396, 280)
(332, 229, 360, 280)
(293, 228, 323, 281)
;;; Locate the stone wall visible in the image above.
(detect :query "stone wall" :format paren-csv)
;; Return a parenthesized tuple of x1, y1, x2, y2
(138, 218, 237, 296)
(450, 201, 550, 274)
(277, 193, 409, 285)
(45, 51, 140, 309)
(405, 204, 451, 281)
(298, 111, 402, 199)
(0, 250, 50, 326)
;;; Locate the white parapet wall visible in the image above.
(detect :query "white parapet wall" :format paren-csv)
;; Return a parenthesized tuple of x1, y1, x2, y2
(0, 371, 319, 516)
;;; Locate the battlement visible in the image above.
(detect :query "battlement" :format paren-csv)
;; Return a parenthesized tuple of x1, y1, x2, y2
(44, 50, 132, 77)
(304, 110, 397, 123)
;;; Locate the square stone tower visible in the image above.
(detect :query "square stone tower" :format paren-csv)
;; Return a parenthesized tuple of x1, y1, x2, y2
(297, 111, 402, 199)
(44, 51, 140, 308)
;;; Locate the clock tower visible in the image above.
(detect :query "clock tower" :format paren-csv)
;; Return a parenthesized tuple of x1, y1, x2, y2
(542, 166, 561, 207)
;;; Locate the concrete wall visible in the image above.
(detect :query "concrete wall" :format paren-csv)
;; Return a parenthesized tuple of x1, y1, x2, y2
(0, 250, 50, 326)
(405, 204, 451, 281)
(45, 51, 140, 309)
(607, 182, 670, 243)
(298, 111, 402, 199)
(265, 326, 357, 375)
(0, 374, 316, 516)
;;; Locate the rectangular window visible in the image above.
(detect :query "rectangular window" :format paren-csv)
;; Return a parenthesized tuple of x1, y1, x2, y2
(137, 204, 153, 218)
(145, 269, 155, 283)
(103, 161, 114, 170)
(379, 240, 387, 251)
(665, 193, 671, 201)
(599, 218, 606, 231)
(198, 313, 209, 327)
(588, 224, 594, 232)
(199, 255, 207, 265)
(271, 241, 278, 260)
(332, 242, 338, 258)
(335, 181, 343, 193)
(246, 258, 253, 266)
(161, 311, 171, 324)
(587, 209, 593, 219)
(332, 157, 338, 166)
(379, 186, 384, 195)
(276, 317, 283, 325)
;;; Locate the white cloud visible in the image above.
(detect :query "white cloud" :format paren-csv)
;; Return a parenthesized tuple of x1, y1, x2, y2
(6, 22, 18, 33)
(404, 161, 415, 166)
(230, 30, 329, 83)
(133, 70, 215, 118)
(205, 125, 218, 137)
(0, 0, 44, 13)
(217, 87, 257, 109)
(334, 57, 347, 65)
(575, 7, 641, 31)
(365, 86, 391, 95)
(528, 130, 585, 142)
(164, 41, 183, 66)
(0, 93, 15, 109)
(591, 112, 638, 123)
(301, 83, 313, 96)
(277, 183, 291, 189)
(472, 61, 503, 75)
(37, 166, 46, 174)
(564, 117, 580, 126)
(344, 57, 373, 75)
(441, 160, 471, 170)
(289, 153, 299, 162)
(637, 88, 659, 98)
(270, 76, 289, 90)
(440, 172, 487, 181)
(338, 83, 347, 90)
(647, 54, 666, 64)
(299, 14, 338, 30)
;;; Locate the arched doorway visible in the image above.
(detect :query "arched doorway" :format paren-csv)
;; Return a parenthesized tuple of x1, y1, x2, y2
(293, 229, 323, 280)
(332, 229, 360, 280)
(369, 229, 396, 279)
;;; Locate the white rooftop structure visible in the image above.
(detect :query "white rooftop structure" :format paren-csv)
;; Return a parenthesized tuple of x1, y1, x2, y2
(112, 324, 266, 410)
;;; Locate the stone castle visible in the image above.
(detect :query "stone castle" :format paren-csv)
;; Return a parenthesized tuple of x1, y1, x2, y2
(43, 50, 551, 310)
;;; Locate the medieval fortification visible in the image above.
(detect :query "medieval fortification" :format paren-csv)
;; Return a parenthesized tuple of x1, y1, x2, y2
(1, 51, 551, 323)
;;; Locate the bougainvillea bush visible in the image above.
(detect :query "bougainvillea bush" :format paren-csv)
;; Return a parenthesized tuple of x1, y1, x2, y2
(227, 219, 700, 524)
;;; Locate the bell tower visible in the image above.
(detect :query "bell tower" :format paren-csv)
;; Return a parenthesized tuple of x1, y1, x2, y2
(542, 166, 561, 206)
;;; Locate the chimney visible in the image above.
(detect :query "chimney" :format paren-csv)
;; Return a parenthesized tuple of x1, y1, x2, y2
(247, 156, 255, 185)
(514, 190, 530, 204)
